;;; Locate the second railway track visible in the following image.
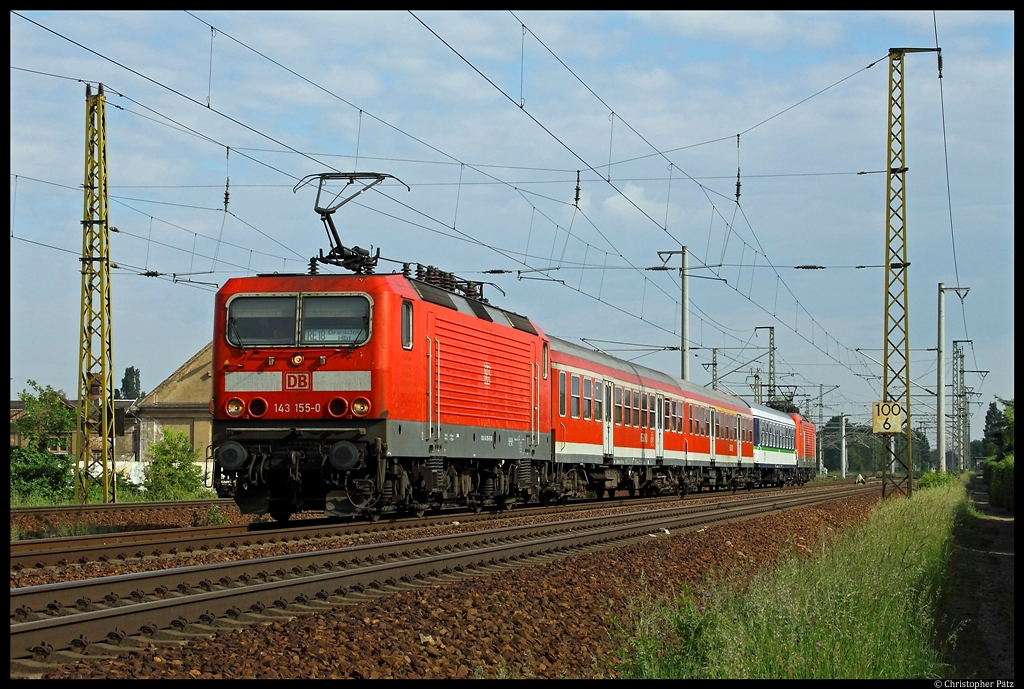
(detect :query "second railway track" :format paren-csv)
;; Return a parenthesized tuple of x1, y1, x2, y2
(11, 484, 848, 572)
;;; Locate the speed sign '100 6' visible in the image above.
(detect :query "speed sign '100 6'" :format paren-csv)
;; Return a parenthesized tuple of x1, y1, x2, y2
(872, 401, 904, 434)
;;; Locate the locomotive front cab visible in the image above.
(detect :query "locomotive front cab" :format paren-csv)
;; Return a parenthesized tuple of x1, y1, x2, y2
(211, 278, 387, 520)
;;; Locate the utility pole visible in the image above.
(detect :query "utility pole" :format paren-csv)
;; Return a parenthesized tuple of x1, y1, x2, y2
(755, 327, 775, 404)
(880, 46, 939, 498)
(75, 83, 116, 504)
(841, 414, 847, 479)
(937, 283, 945, 472)
(818, 383, 824, 475)
(951, 340, 969, 471)
(653, 247, 690, 380)
(710, 348, 718, 390)
(937, 283, 969, 473)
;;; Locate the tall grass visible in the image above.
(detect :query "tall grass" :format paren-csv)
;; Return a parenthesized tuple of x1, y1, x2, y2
(618, 483, 968, 679)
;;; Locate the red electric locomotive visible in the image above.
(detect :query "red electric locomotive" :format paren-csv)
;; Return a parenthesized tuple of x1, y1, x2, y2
(211, 267, 553, 520)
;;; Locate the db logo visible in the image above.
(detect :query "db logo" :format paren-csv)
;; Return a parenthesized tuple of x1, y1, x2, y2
(285, 372, 311, 390)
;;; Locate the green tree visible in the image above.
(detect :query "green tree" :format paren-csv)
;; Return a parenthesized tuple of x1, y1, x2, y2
(143, 429, 207, 500)
(996, 396, 1014, 459)
(983, 401, 1007, 458)
(115, 366, 144, 399)
(10, 380, 76, 501)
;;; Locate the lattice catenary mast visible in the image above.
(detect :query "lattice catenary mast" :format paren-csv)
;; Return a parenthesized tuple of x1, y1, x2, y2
(74, 83, 116, 504)
(880, 47, 940, 498)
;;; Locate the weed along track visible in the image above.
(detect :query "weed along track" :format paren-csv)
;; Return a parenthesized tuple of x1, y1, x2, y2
(11, 485, 875, 678)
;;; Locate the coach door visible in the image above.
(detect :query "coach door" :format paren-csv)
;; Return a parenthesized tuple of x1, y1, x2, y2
(655, 393, 664, 460)
(602, 380, 614, 457)
(708, 407, 716, 463)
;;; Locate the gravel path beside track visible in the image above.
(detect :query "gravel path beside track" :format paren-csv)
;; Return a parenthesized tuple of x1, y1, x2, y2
(38, 492, 879, 679)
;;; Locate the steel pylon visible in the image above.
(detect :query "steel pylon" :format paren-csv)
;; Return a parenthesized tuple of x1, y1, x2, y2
(74, 83, 116, 504)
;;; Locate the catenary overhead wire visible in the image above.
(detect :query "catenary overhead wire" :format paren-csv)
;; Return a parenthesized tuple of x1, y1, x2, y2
(12, 13, 879, 395)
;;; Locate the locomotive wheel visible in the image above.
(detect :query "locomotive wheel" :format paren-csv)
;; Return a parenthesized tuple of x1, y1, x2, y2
(412, 503, 426, 519)
(270, 512, 290, 523)
(363, 509, 380, 523)
(607, 489, 615, 499)
(595, 487, 605, 500)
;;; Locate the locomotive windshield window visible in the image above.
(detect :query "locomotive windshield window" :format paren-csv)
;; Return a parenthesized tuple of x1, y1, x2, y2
(300, 296, 370, 346)
(227, 296, 297, 346)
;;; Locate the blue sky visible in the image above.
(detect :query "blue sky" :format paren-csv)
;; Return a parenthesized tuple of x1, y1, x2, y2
(9, 11, 1013, 447)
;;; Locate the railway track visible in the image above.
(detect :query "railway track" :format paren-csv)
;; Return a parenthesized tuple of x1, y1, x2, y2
(11, 483, 876, 671)
(10, 484, 844, 572)
(10, 499, 233, 519)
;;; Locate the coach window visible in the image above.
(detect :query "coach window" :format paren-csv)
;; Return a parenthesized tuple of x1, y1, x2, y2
(640, 393, 648, 428)
(615, 386, 623, 425)
(594, 380, 603, 422)
(558, 371, 566, 417)
(570, 375, 581, 418)
(583, 378, 592, 420)
(633, 390, 640, 427)
(401, 300, 413, 349)
(623, 389, 631, 426)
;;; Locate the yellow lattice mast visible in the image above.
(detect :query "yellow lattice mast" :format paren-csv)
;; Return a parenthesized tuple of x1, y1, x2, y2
(880, 48, 939, 498)
(74, 83, 116, 504)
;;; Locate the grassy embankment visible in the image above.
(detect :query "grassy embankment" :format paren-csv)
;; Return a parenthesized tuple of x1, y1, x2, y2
(616, 474, 969, 679)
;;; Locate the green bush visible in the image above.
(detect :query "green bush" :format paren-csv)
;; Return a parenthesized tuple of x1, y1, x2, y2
(916, 470, 960, 491)
(10, 445, 74, 502)
(987, 455, 1014, 511)
(143, 430, 209, 501)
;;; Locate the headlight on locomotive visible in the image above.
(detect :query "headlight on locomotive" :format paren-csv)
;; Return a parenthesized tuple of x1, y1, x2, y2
(226, 398, 245, 417)
(217, 440, 248, 470)
(329, 440, 360, 471)
(351, 397, 371, 417)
